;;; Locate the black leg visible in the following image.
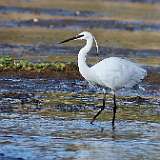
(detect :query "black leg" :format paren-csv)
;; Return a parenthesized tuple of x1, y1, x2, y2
(112, 93, 117, 128)
(90, 93, 106, 124)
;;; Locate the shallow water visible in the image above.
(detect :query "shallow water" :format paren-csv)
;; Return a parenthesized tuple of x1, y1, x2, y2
(0, 114, 160, 160)
(0, 5, 100, 17)
(0, 0, 160, 159)
(2, 19, 160, 32)
(1, 5, 160, 32)
(1, 44, 160, 59)
(0, 78, 159, 160)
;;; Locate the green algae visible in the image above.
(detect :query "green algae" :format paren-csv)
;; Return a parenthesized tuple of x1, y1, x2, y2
(0, 56, 72, 72)
(0, 56, 159, 83)
(38, 91, 160, 122)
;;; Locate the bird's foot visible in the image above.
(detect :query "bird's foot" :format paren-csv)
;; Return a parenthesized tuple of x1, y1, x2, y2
(112, 123, 116, 130)
(90, 118, 96, 125)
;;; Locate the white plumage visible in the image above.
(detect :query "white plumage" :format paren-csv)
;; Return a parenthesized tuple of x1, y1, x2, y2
(76, 31, 147, 91)
(59, 31, 147, 127)
(90, 57, 147, 90)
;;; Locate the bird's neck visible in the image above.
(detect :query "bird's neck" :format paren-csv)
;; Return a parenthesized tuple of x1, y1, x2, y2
(78, 38, 93, 80)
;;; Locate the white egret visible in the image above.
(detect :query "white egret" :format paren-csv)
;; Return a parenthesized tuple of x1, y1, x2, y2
(59, 31, 147, 127)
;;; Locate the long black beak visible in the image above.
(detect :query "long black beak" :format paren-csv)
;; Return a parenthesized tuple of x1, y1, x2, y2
(59, 34, 84, 44)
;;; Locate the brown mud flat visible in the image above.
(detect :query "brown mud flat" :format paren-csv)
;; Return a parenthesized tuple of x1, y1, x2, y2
(0, 68, 159, 84)
(0, 67, 81, 80)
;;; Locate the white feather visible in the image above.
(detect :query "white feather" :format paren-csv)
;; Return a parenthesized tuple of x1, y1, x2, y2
(77, 31, 147, 92)
(90, 57, 147, 90)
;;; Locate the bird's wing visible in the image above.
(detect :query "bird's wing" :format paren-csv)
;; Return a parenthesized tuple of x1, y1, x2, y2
(90, 57, 147, 90)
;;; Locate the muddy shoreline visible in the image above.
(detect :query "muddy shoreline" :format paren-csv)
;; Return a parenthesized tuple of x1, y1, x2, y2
(1, 43, 160, 57)
(0, 67, 159, 85)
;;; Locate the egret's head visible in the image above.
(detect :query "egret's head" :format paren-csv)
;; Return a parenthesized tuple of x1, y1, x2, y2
(77, 31, 92, 40)
(58, 31, 91, 44)
(59, 31, 99, 54)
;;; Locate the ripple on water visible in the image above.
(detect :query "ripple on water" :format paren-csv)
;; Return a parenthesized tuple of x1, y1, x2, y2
(0, 78, 159, 159)
(0, 78, 159, 96)
(0, 114, 160, 160)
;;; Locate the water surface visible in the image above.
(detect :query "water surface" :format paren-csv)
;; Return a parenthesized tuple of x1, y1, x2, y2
(0, 78, 159, 160)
